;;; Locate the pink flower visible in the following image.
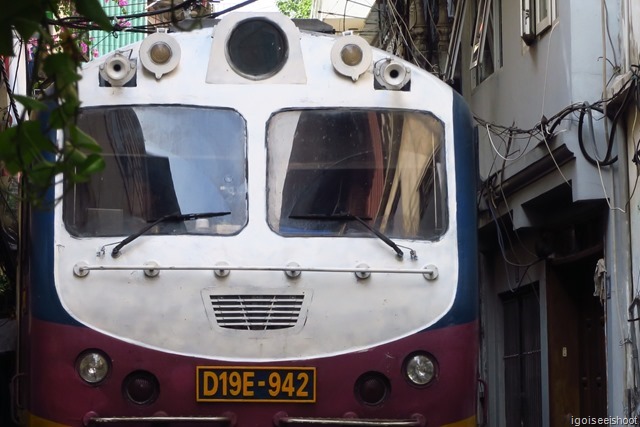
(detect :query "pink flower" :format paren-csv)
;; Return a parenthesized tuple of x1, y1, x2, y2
(80, 41, 88, 54)
(117, 18, 132, 28)
(27, 38, 38, 59)
(93, 48, 99, 58)
(118, 0, 128, 6)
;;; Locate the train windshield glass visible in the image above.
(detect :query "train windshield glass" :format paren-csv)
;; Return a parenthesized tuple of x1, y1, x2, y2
(267, 109, 447, 240)
(63, 105, 247, 237)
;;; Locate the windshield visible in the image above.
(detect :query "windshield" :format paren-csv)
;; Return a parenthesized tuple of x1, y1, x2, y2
(267, 109, 447, 240)
(64, 105, 247, 237)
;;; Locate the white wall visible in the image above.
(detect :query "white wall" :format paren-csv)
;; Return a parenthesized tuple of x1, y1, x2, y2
(463, 0, 620, 204)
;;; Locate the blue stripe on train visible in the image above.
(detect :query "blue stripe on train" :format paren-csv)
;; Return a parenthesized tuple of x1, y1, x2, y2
(29, 118, 83, 326)
(428, 91, 478, 329)
(30, 189, 81, 326)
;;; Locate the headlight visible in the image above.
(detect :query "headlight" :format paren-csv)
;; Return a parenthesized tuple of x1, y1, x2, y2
(330, 33, 372, 81)
(139, 30, 181, 79)
(76, 350, 110, 384)
(227, 18, 288, 80)
(404, 352, 437, 386)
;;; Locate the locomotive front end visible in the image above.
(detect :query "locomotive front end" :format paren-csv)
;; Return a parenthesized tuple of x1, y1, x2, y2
(17, 11, 478, 427)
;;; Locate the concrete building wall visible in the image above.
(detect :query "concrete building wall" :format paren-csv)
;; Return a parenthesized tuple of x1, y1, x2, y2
(464, 0, 620, 199)
(459, 0, 634, 423)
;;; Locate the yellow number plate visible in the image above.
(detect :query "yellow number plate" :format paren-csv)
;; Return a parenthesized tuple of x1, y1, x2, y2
(196, 366, 316, 403)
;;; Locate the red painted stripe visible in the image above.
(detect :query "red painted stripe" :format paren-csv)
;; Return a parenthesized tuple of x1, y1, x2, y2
(24, 318, 477, 427)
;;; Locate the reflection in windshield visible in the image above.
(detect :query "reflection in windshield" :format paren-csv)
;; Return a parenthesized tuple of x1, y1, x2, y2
(267, 109, 447, 240)
(64, 106, 247, 237)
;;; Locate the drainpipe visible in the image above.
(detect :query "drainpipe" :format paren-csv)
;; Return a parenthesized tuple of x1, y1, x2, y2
(605, 115, 634, 418)
(625, 101, 640, 416)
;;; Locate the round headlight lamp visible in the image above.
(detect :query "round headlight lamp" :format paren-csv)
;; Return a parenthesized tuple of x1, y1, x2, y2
(139, 30, 181, 79)
(149, 42, 172, 65)
(227, 18, 288, 80)
(340, 43, 364, 66)
(404, 352, 437, 386)
(330, 34, 372, 81)
(77, 350, 110, 385)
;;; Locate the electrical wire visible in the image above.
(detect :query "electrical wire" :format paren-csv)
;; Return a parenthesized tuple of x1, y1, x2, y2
(342, 0, 348, 32)
(45, 0, 258, 34)
(478, 64, 640, 293)
(541, 20, 559, 121)
(484, 183, 545, 292)
(485, 124, 525, 162)
(385, 0, 435, 71)
(628, 103, 640, 212)
(1, 48, 21, 126)
(476, 64, 639, 189)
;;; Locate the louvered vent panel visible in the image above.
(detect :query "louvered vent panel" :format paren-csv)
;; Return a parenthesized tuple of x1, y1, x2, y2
(210, 294, 305, 331)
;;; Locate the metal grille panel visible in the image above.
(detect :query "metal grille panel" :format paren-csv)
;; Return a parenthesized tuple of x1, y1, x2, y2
(209, 294, 305, 331)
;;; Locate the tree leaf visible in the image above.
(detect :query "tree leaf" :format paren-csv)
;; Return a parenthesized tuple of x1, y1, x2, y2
(0, 1, 43, 54)
(43, 53, 82, 88)
(19, 121, 56, 153)
(0, 127, 20, 170)
(76, 153, 105, 177)
(75, 0, 114, 31)
(63, 142, 87, 163)
(28, 160, 57, 190)
(14, 95, 48, 112)
(11, 18, 41, 43)
(68, 125, 102, 152)
(49, 98, 80, 129)
(0, 25, 15, 57)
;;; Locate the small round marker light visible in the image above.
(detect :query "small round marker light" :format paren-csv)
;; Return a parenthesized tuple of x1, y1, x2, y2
(340, 43, 364, 67)
(139, 30, 181, 79)
(149, 42, 172, 65)
(330, 34, 372, 81)
(77, 350, 110, 385)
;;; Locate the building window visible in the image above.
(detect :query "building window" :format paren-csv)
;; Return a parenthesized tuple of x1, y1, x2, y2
(501, 284, 542, 427)
(521, 0, 555, 44)
(535, 0, 552, 32)
(470, 0, 502, 86)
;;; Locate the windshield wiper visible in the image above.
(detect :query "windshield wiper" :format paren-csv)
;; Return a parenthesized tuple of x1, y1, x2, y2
(111, 211, 230, 258)
(289, 212, 405, 258)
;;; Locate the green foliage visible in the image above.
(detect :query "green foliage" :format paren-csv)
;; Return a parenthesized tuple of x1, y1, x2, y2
(276, 0, 312, 19)
(0, 0, 111, 205)
(0, 273, 9, 297)
(1, 0, 112, 58)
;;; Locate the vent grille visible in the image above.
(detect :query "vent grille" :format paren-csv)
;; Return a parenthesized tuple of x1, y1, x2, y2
(209, 294, 305, 331)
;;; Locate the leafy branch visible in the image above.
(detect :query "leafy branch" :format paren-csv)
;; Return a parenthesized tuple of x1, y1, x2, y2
(276, 0, 312, 19)
(0, 0, 112, 205)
